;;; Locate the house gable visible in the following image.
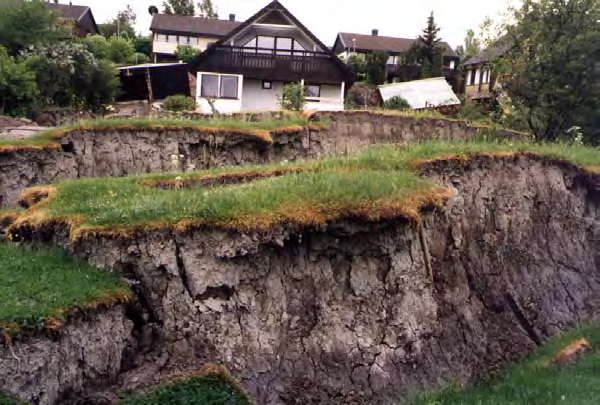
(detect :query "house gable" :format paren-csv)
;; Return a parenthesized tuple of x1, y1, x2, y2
(45, 3, 99, 36)
(189, 0, 353, 85)
(216, 1, 327, 53)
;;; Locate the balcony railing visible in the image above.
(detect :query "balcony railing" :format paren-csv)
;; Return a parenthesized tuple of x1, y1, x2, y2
(198, 46, 346, 84)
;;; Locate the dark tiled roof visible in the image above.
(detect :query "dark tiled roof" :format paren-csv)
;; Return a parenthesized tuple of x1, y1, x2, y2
(150, 14, 241, 37)
(464, 41, 512, 66)
(45, 3, 89, 21)
(338, 32, 458, 58)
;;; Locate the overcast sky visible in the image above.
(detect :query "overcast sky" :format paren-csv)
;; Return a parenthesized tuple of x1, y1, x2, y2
(68, 0, 520, 48)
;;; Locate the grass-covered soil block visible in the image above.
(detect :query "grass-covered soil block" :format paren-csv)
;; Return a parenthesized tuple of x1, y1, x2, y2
(6, 140, 599, 239)
(0, 243, 131, 337)
(120, 366, 251, 405)
(409, 324, 600, 405)
(0, 115, 312, 152)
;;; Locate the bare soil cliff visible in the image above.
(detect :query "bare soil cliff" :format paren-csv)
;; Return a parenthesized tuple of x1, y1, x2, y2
(0, 113, 525, 208)
(8, 154, 597, 404)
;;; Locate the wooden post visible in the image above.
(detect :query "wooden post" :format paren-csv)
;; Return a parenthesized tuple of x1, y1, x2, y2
(146, 68, 154, 102)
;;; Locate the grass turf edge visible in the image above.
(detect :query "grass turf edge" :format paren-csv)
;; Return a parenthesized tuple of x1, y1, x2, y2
(0, 243, 132, 341)
(406, 323, 600, 405)
(119, 364, 252, 405)
(5, 141, 600, 241)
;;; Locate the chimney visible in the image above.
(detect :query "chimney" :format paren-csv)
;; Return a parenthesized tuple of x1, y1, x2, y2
(372, 29, 379, 36)
(229, 14, 236, 21)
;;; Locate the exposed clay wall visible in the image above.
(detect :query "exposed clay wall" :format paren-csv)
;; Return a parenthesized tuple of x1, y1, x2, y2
(314, 111, 525, 149)
(14, 155, 597, 404)
(0, 306, 132, 405)
(0, 113, 526, 208)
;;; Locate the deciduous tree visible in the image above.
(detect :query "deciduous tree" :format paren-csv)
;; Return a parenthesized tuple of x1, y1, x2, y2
(99, 5, 137, 38)
(0, 46, 38, 116)
(497, 0, 600, 142)
(0, 0, 62, 55)
(198, 0, 218, 18)
(175, 44, 200, 62)
(23, 42, 119, 111)
(163, 0, 195, 16)
(455, 29, 481, 63)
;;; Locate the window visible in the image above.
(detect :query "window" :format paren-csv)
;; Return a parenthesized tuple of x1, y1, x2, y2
(262, 80, 272, 89)
(257, 36, 275, 52)
(305, 84, 321, 98)
(243, 36, 307, 55)
(200, 74, 239, 99)
(201, 74, 219, 98)
(276, 37, 292, 55)
(482, 68, 490, 84)
(220, 75, 238, 99)
(469, 69, 476, 85)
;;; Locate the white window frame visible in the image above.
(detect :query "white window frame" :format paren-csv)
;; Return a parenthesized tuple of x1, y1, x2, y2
(200, 73, 240, 100)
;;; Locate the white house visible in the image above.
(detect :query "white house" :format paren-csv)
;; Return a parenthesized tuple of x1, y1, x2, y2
(187, 0, 354, 114)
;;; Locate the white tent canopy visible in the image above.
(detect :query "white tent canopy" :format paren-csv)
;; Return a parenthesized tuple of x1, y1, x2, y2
(378, 77, 460, 110)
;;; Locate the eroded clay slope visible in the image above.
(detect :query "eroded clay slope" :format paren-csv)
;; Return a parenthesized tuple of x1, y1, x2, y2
(7, 154, 599, 404)
(0, 306, 132, 405)
(0, 113, 525, 208)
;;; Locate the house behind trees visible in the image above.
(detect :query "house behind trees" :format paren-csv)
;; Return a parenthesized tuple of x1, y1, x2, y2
(150, 13, 240, 62)
(332, 31, 459, 84)
(44, 2, 99, 37)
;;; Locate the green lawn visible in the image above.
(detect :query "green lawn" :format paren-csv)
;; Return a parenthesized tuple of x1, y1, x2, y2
(408, 324, 600, 405)
(120, 371, 251, 405)
(9, 140, 597, 236)
(0, 243, 131, 333)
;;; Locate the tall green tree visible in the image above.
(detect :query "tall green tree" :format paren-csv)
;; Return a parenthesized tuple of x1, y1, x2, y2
(497, 0, 600, 142)
(413, 12, 444, 78)
(365, 51, 388, 85)
(163, 0, 195, 16)
(99, 5, 137, 38)
(0, 0, 62, 55)
(455, 29, 481, 63)
(198, 0, 218, 18)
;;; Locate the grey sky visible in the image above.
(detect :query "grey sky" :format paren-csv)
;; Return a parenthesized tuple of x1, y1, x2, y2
(70, 0, 520, 48)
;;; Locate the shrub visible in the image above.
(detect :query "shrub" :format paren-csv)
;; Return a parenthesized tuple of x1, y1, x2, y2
(280, 82, 306, 111)
(365, 51, 388, 85)
(22, 42, 119, 112)
(164, 95, 197, 112)
(175, 44, 200, 63)
(384, 96, 411, 111)
(346, 54, 367, 81)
